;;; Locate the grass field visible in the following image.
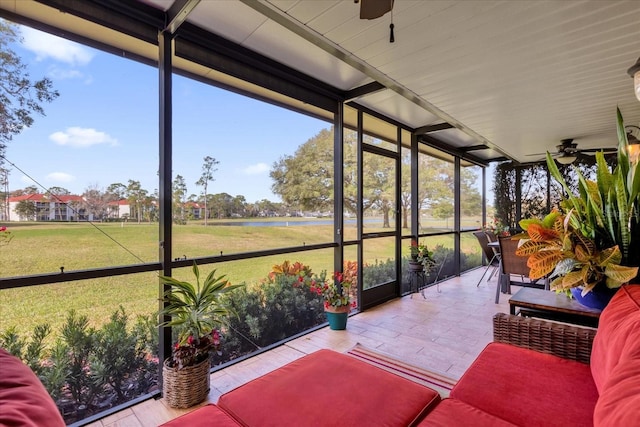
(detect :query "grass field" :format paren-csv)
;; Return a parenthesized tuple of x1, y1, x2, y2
(0, 219, 481, 339)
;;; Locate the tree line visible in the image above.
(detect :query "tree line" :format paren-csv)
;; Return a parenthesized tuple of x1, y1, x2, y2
(5, 127, 483, 226)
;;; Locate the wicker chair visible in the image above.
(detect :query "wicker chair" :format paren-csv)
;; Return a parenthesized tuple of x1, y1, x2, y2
(496, 236, 548, 303)
(473, 231, 501, 287)
(493, 313, 596, 364)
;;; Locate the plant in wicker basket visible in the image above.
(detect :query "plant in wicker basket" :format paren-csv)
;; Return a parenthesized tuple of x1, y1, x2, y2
(159, 262, 243, 408)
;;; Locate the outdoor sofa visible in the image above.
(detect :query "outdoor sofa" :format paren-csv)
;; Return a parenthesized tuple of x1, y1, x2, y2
(162, 284, 640, 426)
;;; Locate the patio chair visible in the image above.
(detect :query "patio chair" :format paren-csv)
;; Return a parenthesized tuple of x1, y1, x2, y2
(496, 236, 548, 303)
(473, 231, 500, 287)
(484, 230, 498, 243)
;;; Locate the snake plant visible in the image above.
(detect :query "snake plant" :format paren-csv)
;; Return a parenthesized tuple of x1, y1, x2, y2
(545, 107, 640, 272)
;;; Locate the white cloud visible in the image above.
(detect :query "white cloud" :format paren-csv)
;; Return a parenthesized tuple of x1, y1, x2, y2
(48, 66, 84, 80)
(242, 163, 270, 175)
(21, 26, 94, 66)
(50, 127, 118, 148)
(46, 172, 75, 183)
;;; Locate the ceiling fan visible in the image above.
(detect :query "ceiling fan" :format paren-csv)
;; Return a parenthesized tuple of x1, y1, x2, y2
(527, 138, 617, 164)
(355, 0, 396, 42)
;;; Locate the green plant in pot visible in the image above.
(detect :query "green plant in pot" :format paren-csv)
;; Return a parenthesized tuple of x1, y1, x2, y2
(515, 108, 640, 308)
(159, 262, 243, 408)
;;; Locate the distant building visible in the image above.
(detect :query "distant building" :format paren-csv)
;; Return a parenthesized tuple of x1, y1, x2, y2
(7, 194, 131, 222)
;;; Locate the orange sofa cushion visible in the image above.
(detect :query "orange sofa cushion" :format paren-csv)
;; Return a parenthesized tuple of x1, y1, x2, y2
(590, 285, 640, 393)
(450, 342, 598, 427)
(415, 398, 517, 427)
(0, 348, 65, 427)
(218, 349, 440, 427)
(160, 404, 241, 427)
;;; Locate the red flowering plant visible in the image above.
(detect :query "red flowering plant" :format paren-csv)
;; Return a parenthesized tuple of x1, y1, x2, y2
(317, 260, 358, 312)
(0, 226, 12, 247)
(159, 262, 243, 369)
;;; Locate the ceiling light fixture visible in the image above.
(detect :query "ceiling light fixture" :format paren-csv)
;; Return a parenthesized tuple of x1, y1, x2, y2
(626, 125, 640, 164)
(555, 153, 577, 165)
(628, 57, 640, 102)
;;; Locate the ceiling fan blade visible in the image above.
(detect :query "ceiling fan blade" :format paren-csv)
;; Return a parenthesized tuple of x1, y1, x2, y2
(359, 0, 394, 19)
(578, 147, 618, 153)
(525, 152, 559, 157)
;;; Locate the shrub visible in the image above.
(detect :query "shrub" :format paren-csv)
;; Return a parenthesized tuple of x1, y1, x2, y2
(217, 261, 326, 362)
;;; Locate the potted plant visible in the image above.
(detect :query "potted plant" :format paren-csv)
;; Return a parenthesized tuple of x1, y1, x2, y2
(515, 210, 638, 307)
(409, 240, 437, 273)
(514, 108, 640, 308)
(316, 261, 357, 330)
(158, 262, 242, 408)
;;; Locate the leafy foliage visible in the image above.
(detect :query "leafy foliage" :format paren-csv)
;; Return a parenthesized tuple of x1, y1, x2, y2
(516, 210, 638, 294)
(219, 261, 326, 360)
(0, 308, 158, 424)
(159, 262, 243, 368)
(544, 108, 640, 269)
(0, 19, 59, 162)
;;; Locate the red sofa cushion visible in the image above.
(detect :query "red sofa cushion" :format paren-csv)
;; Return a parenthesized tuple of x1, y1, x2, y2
(160, 404, 241, 427)
(0, 348, 65, 427)
(450, 342, 598, 427)
(415, 398, 517, 427)
(591, 285, 640, 393)
(218, 349, 440, 427)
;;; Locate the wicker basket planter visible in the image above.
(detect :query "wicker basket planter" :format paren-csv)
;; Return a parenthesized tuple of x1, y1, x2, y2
(162, 357, 211, 409)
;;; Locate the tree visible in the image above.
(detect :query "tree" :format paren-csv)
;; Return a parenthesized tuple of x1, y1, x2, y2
(126, 180, 148, 224)
(0, 166, 8, 220)
(195, 156, 219, 226)
(13, 185, 38, 195)
(0, 20, 59, 164)
(82, 184, 108, 221)
(106, 183, 127, 219)
(46, 186, 70, 221)
(271, 128, 334, 212)
(172, 175, 187, 224)
(14, 199, 36, 220)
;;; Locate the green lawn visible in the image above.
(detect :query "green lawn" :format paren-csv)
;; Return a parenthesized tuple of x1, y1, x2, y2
(0, 219, 480, 339)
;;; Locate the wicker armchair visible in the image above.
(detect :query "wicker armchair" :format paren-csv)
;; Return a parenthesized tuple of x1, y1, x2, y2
(493, 313, 596, 364)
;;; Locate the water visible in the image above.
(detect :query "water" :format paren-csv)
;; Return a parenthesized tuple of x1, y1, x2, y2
(212, 219, 377, 227)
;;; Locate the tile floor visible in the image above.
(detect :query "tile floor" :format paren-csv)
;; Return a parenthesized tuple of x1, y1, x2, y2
(91, 267, 515, 427)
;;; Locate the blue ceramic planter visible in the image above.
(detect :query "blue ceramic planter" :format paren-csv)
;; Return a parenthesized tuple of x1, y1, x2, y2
(570, 285, 618, 310)
(325, 311, 348, 330)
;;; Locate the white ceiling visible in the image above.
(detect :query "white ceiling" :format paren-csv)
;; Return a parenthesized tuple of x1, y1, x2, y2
(147, 0, 639, 163)
(4, 0, 638, 163)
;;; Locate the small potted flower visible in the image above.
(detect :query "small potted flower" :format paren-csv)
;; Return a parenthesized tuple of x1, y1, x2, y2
(319, 261, 357, 330)
(158, 262, 243, 408)
(409, 240, 437, 273)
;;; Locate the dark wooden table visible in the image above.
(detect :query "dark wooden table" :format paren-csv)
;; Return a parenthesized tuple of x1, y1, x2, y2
(508, 287, 601, 327)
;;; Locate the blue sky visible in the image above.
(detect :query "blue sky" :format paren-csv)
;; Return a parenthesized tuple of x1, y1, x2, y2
(5, 24, 329, 203)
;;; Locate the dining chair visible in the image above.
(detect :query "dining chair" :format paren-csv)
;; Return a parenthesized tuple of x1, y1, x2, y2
(496, 236, 549, 303)
(473, 231, 501, 287)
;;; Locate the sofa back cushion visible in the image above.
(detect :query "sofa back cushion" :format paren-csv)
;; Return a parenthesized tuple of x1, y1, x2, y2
(590, 285, 640, 393)
(593, 349, 640, 426)
(0, 348, 65, 427)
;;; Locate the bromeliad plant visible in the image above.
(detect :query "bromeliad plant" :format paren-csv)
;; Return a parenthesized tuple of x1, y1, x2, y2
(159, 262, 243, 369)
(515, 210, 638, 295)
